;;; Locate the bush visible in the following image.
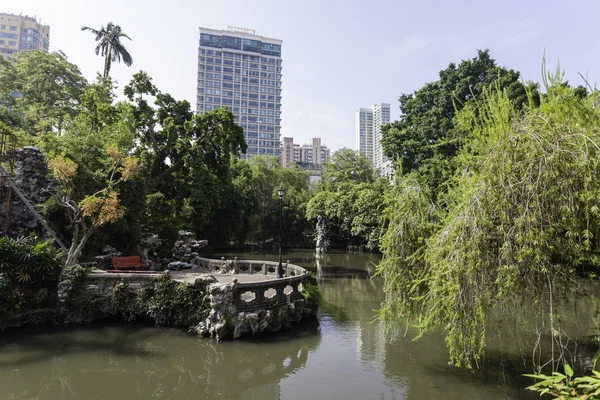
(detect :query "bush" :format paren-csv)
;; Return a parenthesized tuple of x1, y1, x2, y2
(0, 236, 65, 284)
(525, 364, 600, 399)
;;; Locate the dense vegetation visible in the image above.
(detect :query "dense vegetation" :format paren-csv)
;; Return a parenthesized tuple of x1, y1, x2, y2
(0, 50, 385, 266)
(0, 236, 64, 330)
(5, 39, 600, 396)
(377, 53, 600, 385)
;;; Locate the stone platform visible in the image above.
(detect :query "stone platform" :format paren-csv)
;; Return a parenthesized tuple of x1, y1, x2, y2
(60, 257, 319, 340)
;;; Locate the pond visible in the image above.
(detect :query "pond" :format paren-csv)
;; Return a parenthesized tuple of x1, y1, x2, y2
(0, 250, 544, 399)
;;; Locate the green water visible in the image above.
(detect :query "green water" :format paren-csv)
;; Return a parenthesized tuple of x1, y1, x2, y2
(0, 250, 550, 399)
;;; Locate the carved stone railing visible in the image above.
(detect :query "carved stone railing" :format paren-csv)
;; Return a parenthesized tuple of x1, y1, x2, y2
(191, 257, 309, 312)
(80, 257, 311, 313)
(191, 256, 307, 277)
(76, 272, 161, 297)
(62, 256, 316, 339)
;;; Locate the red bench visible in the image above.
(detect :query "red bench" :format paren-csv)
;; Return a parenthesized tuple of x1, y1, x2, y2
(112, 256, 147, 271)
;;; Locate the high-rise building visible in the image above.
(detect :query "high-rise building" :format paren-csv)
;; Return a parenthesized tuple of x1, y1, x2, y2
(279, 137, 330, 167)
(355, 103, 391, 174)
(0, 13, 50, 60)
(355, 108, 373, 162)
(281, 137, 294, 168)
(196, 26, 283, 159)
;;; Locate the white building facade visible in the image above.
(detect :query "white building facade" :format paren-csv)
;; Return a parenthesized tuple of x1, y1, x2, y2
(196, 26, 282, 159)
(355, 108, 373, 162)
(355, 103, 391, 175)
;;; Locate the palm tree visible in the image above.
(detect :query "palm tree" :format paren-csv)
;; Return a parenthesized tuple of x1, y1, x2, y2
(81, 22, 133, 79)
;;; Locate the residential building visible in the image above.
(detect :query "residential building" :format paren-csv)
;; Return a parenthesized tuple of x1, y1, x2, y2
(372, 103, 391, 170)
(196, 26, 282, 159)
(355, 103, 391, 175)
(355, 108, 373, 161)
(281, 137, 294, 168)
(279, 137, 330, 166)
(0, 13, 50, 60)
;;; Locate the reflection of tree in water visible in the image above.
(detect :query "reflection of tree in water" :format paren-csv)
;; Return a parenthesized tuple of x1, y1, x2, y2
(378, 289, 600, 400)
(0, 321, 320, 400)
(315, 251, 542, 399)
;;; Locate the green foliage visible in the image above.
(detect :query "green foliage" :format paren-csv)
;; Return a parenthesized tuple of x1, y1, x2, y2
(307, 155, 388, 250)
(301, 272, 322, 303)
(381, 49, 535, 201)
(0, 237, 66, 331)
(141, 274, 209, 326)
(82, 22, 133, 79)
(205, 156, 312, 246)
(378, 68, 600, 368)
(0, 236, 65, 284)
(321, 148, 374, 187)
(525, 365, 600, 399)
(60, 272, 209, 329)
(0, 51, 87, 137)
(58, 265, 95, 323)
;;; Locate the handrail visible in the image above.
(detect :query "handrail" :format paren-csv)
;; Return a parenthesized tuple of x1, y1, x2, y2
(0, 165, 68, 250)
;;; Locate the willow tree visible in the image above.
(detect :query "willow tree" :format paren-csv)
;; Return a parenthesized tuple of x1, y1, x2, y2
(377, 69, 600, 370)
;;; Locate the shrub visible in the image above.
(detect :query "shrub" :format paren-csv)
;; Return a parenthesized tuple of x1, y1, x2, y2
(0, 236, 65, 284)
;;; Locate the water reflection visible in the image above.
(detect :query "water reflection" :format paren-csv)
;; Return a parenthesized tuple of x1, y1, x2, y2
(0, 250, 558, 400)
(0, 321, 320, 400)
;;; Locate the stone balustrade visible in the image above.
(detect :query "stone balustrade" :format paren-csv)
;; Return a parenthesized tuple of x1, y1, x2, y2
(64, 256, 317, 340)
(80, 256, 312, 314)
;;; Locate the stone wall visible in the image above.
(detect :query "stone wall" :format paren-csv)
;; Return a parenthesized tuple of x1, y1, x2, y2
(1, 147, 52, 237)
(58, 263, 319, 341)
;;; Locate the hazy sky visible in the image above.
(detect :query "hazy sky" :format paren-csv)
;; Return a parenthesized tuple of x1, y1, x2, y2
(8, 0, 600, 151)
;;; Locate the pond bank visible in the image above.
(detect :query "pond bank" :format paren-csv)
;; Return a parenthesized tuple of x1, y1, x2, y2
(57, 257, 319, 340)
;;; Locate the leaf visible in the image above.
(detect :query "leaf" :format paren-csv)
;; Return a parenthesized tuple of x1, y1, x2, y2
(565, 364, 574, 378)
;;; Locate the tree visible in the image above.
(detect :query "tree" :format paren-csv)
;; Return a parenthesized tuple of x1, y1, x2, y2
(122, 72, 247, 248)
(50, 147, 138, 265)
(82, 22, 133, 79)
(308, 150, 386, 250)
(0, 51, 87, 136)
(381, 49, 534, 200)
(377, 71, 600, 369)
(307, 181, 387, 250)
(210, 157, 312, 246)
(321, 148, 375, 187)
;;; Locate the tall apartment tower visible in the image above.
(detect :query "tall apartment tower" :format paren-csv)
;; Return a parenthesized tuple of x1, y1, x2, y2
(196, 26, 283, 159)
(0, 13, 50, 60)
(355, 103, 391, 172)
(356, 108, 374, 161)
(281, 137, 294, 168)
(372, 103, 391, 169)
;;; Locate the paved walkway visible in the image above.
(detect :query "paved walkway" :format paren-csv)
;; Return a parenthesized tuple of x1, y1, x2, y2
(169, 271, 277, 284)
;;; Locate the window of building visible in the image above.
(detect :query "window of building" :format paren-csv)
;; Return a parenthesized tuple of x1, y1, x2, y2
(0, 25, 5, 29)
(221, 36, 242, 50)
(242, 38, 261, 53)
(200, 33, 221, 48)
(8, 41, 16, 46)
(9, 26, 17, 31)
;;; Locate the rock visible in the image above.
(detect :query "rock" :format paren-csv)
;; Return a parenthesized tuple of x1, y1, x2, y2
(194, 275, 217, 285)
(315, 215, 327, 253)
(167, 261, 193, 271)
(1, 147, 53, 238)
(95, 245, 122, 270)
(172, 231, 208, 260)
(138, 233, 161, 264)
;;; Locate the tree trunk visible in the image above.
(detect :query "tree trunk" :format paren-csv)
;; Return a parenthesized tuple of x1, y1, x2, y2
(103, 45, 112, 79)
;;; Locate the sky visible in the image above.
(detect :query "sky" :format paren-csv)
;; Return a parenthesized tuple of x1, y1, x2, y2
(8, 0, 600, 151)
